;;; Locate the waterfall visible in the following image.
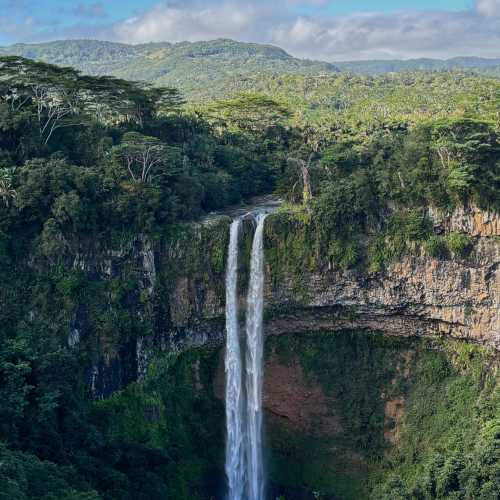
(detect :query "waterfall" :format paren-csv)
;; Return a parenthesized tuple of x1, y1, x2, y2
(244, 213, 267, 500)
(224, 219, 245, 500)
(225, 213, 268, 500)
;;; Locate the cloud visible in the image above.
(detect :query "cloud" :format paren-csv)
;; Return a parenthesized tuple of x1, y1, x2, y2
(110, 2, 269, 43)
(476, 0, 500, 16)
(272, 8, 500, 60)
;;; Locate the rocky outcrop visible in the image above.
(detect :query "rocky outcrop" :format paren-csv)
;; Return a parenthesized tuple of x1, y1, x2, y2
(429, 203, 500, 237)
(265, 237, 499, 349)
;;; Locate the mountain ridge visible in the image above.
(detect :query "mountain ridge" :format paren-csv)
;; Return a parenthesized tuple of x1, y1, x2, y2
(336, 55, 500, 74)
(0, 38, 338, 96)
(1, 39, 499, 99)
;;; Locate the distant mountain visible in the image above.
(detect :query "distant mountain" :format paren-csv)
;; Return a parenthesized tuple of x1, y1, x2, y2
(1, 39, 499, 100)
(335, 57, 500, 76)
(0, 39, 338, 98)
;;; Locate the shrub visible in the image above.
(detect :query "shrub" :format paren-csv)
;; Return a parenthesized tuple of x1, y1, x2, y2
(445, 232, 473, 258)
(424, 235, 449, 259)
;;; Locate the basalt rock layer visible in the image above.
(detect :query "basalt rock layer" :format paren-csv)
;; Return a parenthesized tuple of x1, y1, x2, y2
(162, 209, 499, 359)
(59, 205, 499, 398)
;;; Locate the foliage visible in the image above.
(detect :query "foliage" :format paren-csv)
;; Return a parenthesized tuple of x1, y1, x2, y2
(445, 232, 473, 257)
(373, 342, 499, 500)
(425, 235, 450, 259)
(91, 347, 225, 500)
(266, 332, 499, 500)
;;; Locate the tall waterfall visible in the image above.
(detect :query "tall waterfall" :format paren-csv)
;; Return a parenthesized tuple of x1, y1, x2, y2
(225, 213, 268, 500)
(224, 219, 245, 500)
(244, 213, 267, 500)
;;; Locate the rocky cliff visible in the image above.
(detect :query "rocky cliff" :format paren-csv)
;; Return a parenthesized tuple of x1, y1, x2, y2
(64, 204, 498, 398)
(161, 206, 499, 358)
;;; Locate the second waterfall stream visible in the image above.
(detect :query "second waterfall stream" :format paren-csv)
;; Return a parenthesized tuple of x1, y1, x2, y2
(225, 213, 268, 500)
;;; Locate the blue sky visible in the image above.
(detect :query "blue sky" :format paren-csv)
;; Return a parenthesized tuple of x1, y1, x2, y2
(1, 0, 499, 60)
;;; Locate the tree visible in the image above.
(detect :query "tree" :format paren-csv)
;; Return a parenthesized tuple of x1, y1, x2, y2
(0, 57, 84, 145)
(287, 153, 314, 207)
(0, 168, 16, 207)
(206, 92, 290, 136)
(112, 132, 170, 183)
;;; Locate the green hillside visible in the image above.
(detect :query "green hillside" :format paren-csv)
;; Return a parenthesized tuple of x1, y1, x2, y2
(0, 39, 338, 98)
(1, 39, 500, 100)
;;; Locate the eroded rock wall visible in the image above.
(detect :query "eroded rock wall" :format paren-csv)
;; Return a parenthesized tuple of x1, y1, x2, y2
(163, 211, 499, 352)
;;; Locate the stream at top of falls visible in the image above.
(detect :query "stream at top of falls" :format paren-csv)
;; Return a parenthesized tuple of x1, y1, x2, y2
(224, 212, 269, 500)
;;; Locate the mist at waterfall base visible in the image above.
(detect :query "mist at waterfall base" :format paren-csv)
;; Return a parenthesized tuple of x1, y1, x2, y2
(224, 213, 268, 500)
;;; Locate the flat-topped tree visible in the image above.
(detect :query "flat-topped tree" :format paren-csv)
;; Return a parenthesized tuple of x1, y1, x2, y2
(0, 56, 184, 144)
(111, 132, 180, 184)
(206, 92, 290, 137)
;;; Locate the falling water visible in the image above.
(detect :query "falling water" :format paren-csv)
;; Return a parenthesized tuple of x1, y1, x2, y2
(224, 219, 245, 500)
(245, 213, 267, 500)
(225, 212, 268, 500)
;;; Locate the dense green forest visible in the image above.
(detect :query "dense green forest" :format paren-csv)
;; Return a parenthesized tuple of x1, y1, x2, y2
(2, 39, 500, 100)
(0, 54, 499, 499)
(0, 39, 338, 99)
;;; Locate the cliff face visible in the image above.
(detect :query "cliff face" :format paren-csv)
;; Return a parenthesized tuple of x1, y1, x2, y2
(428, 203, 500, 237)
(163, 208, 500, 356)
(61, 205, 498, 398)
(264, 237, 499, 349)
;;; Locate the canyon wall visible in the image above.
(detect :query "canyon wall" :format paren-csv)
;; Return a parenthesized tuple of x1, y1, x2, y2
(64, 205, 499, 398)
(163, 207, 500, 355)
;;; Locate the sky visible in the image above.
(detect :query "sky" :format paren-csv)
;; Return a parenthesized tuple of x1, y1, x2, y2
(1, 0, 500, 61)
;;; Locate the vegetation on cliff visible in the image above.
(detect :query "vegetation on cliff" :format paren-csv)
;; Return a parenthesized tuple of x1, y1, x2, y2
(267, 332, 499, 500)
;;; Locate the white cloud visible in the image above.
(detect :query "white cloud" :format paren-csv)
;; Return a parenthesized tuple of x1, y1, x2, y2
(476, 0, 500, 16)
(272, 9, 500, 60)
(110, 2, 271, 44)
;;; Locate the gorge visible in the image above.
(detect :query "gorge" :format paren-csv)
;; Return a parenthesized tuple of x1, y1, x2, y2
(76, 201, 498, 499)
(1, 193, 499, 499)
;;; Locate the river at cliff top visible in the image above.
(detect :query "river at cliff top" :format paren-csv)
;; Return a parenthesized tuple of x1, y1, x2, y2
(202, 195, 283, 224)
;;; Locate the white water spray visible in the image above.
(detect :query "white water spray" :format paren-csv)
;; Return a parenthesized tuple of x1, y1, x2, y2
(244, 213, 267, 500)
(224, 219, 245, 500)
